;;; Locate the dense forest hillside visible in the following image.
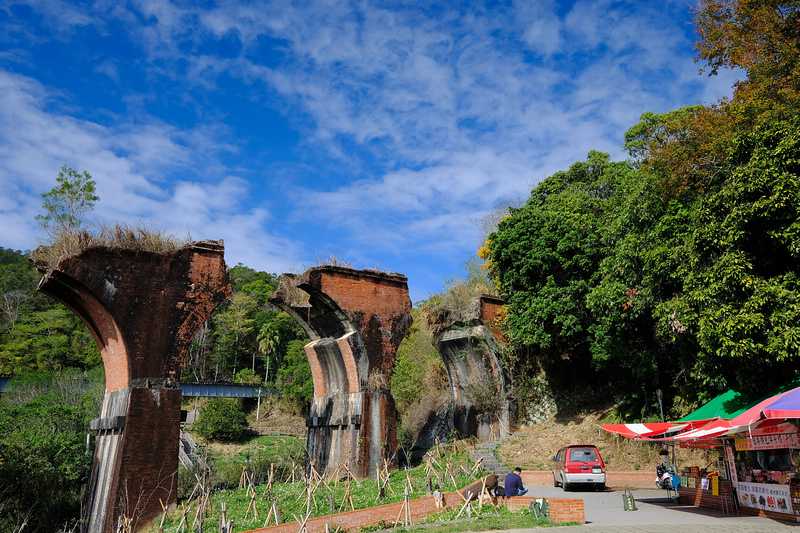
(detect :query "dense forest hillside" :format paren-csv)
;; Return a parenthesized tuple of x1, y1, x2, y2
(480, 1, 800, 420)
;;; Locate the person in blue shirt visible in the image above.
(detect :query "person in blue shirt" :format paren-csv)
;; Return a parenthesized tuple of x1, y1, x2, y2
(504, 467, 528, 496)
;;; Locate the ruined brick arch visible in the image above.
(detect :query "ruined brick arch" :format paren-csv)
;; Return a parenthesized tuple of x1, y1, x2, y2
(435, 295, 517, 442)
(38, 268, 131, 390)
(35, 241, 231, 533)
(269, 266, 412, 479)
(271, 277, 365, 397)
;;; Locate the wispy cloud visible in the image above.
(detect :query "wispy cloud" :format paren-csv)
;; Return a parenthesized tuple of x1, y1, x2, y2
(0, 0, 735, 298)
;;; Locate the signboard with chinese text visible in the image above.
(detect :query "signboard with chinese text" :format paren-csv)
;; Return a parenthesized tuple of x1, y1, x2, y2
(679, 441, 720, 449)
(737, 482, 793, 514)
(735, 432, 800, 451)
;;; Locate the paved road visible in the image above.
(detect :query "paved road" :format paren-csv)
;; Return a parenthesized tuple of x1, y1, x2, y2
(504, 487, 800, 532)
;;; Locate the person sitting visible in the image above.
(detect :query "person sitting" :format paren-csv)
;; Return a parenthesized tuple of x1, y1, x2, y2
(504, 467, 528, 496)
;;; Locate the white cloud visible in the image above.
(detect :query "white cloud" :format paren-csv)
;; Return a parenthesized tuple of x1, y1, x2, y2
(0, 70, 300, 272)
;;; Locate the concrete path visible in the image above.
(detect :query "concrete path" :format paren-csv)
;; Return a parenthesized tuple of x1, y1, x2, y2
(504, 487, 800, 532)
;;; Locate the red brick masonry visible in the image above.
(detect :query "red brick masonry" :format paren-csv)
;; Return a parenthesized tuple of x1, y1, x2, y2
(521, 470, 655, 489)
(242, 492, 584, 533)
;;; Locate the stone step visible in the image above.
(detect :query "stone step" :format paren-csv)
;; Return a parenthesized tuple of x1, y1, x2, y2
(472, 439, 511, 479)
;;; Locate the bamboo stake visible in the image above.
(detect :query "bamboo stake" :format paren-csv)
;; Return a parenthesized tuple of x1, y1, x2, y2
(294, 510, 312, 533)
(393, 498, 406, 527)
(245, 489, 259, 520)
(406, 488, 411, 525)
(393, 486, 411, 526)
(338, 480, 355, 513)
(478, 477, 487, 511)
(158, 499, 167, 532)
(176, 502, 190, 532)
(455, 491, 473, 519)
(268, 462, 274, 491)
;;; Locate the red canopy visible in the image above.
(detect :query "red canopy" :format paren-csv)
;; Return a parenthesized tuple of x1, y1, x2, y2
(729, 387, 799, 426)
(598, 422, 688, 439)
(659, 417, 734, 442)
(761, 386, 800, 420)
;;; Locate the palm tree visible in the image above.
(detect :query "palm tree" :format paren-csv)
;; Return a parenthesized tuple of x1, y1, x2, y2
(257, 324, 279, 382)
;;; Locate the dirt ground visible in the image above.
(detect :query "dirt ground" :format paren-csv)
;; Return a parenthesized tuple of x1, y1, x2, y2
(497, 408, 717, 473)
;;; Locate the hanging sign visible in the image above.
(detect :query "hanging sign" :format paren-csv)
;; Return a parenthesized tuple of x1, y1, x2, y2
(735, 433, 800, 451)
(725, 444, 738, 486)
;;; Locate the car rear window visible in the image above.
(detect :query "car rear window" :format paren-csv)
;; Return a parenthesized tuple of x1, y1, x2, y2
(569, 448, 599, 462)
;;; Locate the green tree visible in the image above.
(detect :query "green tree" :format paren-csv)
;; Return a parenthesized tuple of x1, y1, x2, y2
(184, 266, 308, 384)
(0, 368, 103, 532)
(694, 0, 800, 115)
(212, 292, 258, 379)
(486, 152, 638, 387)
(35, 165, 98, 237)
(0, 305, 98, 373)
(257, 322, 279, 381)
(653, 116, 800, 394)
(623, 105, 735, 195)
(193, 398, 249, 441)
(276, 340, 313, 415)
(391, 309, 444, 414)
(0, 248, 41, 334)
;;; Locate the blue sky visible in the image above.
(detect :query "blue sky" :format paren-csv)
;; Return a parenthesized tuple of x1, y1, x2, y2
(0, 0, 737, 303)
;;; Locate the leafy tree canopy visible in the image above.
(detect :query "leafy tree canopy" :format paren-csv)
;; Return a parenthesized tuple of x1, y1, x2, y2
(193, 398, 249, 441)
(694, 0, 800, 113)
(35, 165, 98, 238)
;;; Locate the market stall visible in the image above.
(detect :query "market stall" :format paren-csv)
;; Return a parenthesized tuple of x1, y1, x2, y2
(600, 384, 800, 521)
(669, 387, 800, 520)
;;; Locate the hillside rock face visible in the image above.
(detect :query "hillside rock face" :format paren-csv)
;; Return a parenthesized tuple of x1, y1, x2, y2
(36, 240, 231, 533)
(270, 266, 412, 479)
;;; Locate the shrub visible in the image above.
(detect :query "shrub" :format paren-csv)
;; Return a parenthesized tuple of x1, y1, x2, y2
(193, 398, 248, 441)
(234, 368, 262, 385)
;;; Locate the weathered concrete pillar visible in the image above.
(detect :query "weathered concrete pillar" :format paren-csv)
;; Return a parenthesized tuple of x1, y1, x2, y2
(35, 240, 231, 532)
(437, 295, 516, 441)
(269, 266, 412, 479)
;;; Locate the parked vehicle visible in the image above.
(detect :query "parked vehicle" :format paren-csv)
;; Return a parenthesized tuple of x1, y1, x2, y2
(551, 445, 606, 491)
(655, 462, 680, 490)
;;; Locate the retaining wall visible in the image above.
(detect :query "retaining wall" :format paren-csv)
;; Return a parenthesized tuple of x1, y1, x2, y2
(521, 471, 655, 488)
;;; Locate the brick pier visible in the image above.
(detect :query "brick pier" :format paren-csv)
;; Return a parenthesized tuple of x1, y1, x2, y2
(36, 240, 231, 532)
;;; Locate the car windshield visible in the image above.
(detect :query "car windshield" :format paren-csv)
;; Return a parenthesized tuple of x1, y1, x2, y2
(569, 448, 598, 462)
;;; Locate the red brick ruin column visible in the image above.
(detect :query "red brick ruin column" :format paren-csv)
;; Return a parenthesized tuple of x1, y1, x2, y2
(269, 266, 412, 479)
(437, 295, 516, 441)
(35, 240, 231, 533)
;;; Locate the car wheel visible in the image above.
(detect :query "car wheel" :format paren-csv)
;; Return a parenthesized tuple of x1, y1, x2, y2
(562, 481, 570, 492)
(553, 473, 559, 487)
(597, 483, 605, 492)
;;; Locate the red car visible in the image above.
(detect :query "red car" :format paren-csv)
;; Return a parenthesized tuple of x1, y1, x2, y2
(551, 445, 606, 491)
